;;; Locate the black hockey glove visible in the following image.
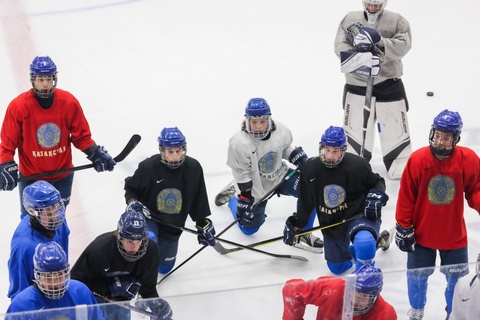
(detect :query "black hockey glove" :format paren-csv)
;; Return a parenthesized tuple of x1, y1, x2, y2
(288, 146, 308, 170)
(236, 195, 254, 226)
(196, 218, 216, 246)
(364, 189, 388, 220)
(395, 223, 416, 252)
(109, 276, 141, 300)
(0, 161, 18, 191)
(283, 215, 300, 246)
(87, 145, 116, 172)
(126, 200, 152, 219)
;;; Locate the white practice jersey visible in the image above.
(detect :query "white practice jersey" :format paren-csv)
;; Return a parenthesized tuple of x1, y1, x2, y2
(450, 274, 480, 320)
(227, 121, 295, 200)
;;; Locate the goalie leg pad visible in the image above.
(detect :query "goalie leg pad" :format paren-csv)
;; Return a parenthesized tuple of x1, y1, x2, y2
(376, 100, 412, 179)
(343, 92, 376, 161)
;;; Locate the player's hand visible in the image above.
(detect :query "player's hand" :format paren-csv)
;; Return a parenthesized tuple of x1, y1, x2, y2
(289, 146, 308, 170)
(364, 189, 388, 220)
(135, 298, 173, 320)
(87, 145, 116, 172)
(126, 200, 152, 219)
(395, 223, 416, 252)
(196, 218, 216, 246)
(283, 215, 300, 246)
(0, 161, 18, 191)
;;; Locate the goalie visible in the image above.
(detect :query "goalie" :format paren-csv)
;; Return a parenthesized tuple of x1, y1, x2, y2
(334, 0, 413, 180)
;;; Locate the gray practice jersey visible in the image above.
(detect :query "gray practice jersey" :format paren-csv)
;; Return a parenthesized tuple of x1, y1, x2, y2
(450, 274, 480, 320)
(334, 9, 412, 86)
(227, 121, 294, 200)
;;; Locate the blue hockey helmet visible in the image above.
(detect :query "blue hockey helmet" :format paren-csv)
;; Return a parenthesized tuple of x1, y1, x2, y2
(158, 127, 187, 169)
(319, 126, 347, 168)
(352, 264, 383, 315)
(23, 180, 66, 230)
(29, 56, 58, 98)
(117, 210, 148, 261)
(429, 109, 463, 156)
(33, 241, 70, 299)
(244, 98, 273, 139)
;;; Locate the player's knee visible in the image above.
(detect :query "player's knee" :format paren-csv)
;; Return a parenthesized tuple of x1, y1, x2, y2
(158, 264, 174, 274)
(353, 230, 376, 263)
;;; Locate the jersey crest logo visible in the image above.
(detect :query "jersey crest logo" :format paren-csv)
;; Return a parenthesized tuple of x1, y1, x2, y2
(36, 122, 61, 148)
(428, 175, 455, 205)
(157, 188, 182, 214)
(323, 184, 346, 208)
(258, 151, 278, 174)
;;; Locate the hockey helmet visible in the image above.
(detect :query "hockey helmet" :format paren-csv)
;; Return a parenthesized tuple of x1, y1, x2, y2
(30, 56, 58, 98)
(429, 109, 463, 156)
(319, 126, 347, 168)
(244, 98, 273, 139)
(158, 127, 187, 169)
(352, 264, 383, 314)
(117, 210, 148, 262)
(362, 0, 387, 24)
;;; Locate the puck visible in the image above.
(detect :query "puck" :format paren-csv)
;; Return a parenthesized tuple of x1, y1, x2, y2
(426, 91, 434, 97)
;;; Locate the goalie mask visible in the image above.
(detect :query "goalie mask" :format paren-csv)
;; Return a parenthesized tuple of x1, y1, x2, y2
(116, 210, 148, 262)
(319, 126, 347, 168)
(33, 241, 70, 300)
(352, 264, 383, 315)
(23, 180, 66, 230)
(158, 127, 187, 169)
(30, 56, 58, 98)
(243, 98, 273, 139)
(362, 0, 387, 24)
(429, 109, 462, 157)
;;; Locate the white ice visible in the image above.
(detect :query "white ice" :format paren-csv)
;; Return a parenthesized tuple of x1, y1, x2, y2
(0, 0, 479, 319)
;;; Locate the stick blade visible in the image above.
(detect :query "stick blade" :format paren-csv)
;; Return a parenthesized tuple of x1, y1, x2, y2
(113, 134, 141, 162)
(290, 255, 309, 262)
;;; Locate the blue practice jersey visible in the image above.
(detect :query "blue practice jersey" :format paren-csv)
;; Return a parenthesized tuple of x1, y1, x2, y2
(7, 216, 70, 300)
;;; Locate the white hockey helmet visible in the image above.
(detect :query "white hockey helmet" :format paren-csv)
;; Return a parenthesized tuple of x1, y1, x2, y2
(362, 0, 387, 24)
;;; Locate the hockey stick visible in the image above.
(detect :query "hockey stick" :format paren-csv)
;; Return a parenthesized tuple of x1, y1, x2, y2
(157, 217, 240, 285)
(150, 217, 308, 262)
(360, 75, 374, 158)
(92, 292, 161, 319)
(215, 214, 363, 255)
(18, 134, 142, 182)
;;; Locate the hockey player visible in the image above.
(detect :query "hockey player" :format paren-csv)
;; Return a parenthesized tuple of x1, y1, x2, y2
(334, 0, 412, 179)
(0, 56, 116, 218)
(7, 241, 103, 319)
(283, 126, 391, 275)
(450, 254, 480, 320)
(124, 126, 216, 274)
(71, 210, 172, 320)
(215, 97, 323, 253)
(282, 264, 396, 319)
(395, 109, 480, 320)
(7, 180, 70, 300)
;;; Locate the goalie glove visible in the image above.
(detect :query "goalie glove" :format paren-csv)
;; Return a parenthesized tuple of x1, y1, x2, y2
(346, 22, 382, 53)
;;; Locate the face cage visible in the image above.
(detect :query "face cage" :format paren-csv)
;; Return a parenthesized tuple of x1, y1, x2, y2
(245, 116, 272, 139)
(31, 74, 58, 98)
(319, 145, 346, 168)
(363, 1, 384, 24)
(30, 201, 66, 231)
(428, 128, 459, 157)
(117, 237, 148, 262)
(159, 146, 187, 169)
(353, 292, 378, 315)
(34, 266, 70, 299)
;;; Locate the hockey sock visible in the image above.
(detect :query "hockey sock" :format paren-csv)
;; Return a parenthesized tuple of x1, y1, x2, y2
(407, 273, 428, 310)
(444, 274, 459, 314)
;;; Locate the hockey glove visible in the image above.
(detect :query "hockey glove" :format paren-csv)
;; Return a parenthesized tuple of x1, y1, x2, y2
(283, 215, 301, 246)
(126, 200, 152, 219)
(236, 195, 255, 226)
(346, 22, 381, 53)
(136, 298, 173, 320)
(364, 189, 389, 220)
(395, 223, 416, 252)
(196, 218, 216, 246)
(0, 161, 18, 191)
(87, 145, 116, 172)
(289, 146, 308, 170)
(109, 276, 141, 300)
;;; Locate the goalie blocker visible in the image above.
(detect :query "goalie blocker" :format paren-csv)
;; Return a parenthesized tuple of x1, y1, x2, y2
(342, 79, 412, 179)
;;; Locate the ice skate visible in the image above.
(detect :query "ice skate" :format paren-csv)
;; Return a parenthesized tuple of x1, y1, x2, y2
(294, 233, 324, 254)
(376, 229, 392, 251)
(407, 308, 424, 320)
(214, 182, 236, 206)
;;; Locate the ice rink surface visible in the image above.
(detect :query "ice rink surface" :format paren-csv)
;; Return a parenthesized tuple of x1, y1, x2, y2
(0, 0, 479, 318)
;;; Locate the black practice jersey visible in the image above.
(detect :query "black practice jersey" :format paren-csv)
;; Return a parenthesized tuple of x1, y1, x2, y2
(296, 154, 386, 240)
(124, 154, 212, 240)
(71, 232, 160, 300)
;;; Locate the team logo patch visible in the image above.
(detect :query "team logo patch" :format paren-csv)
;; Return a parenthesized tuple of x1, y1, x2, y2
(428, 175, 455, 205)
(157, 188, 182, 214)
(36, 122, 61, 148)
(323, 184, 346, 209)
(258, 151, 278, 174)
